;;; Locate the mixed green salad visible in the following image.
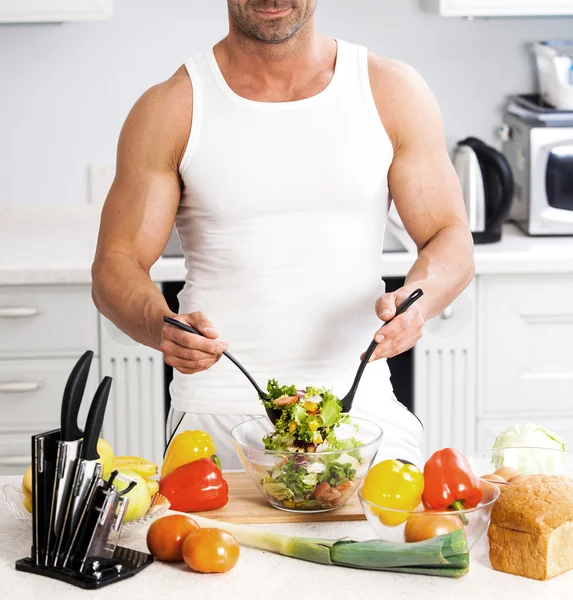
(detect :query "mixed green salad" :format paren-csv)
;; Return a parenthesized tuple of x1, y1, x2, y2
(260, 380, 365, 510)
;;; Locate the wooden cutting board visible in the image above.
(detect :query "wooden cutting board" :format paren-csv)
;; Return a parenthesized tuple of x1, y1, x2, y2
(193, 471, 366, 524)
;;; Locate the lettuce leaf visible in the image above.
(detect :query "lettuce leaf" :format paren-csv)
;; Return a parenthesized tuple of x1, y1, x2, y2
(320, 397, 342, 428)
(492, 423, 568, 472)
(266, 379, 298, 401)
(263, 481, 295, 501)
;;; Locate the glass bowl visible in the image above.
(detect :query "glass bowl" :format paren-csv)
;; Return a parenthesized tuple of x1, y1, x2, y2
(358, 479, 500, 550)
(467, 446, 573, 488)
(232, 416, 383, 513)
(2, 484, 170, 531)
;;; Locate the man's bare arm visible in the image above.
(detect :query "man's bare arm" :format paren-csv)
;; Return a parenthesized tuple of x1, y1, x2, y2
(92, 69, 226, 372)
(368, 56, 475, 359)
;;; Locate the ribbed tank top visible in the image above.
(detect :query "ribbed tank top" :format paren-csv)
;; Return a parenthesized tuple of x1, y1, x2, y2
(171, 39, 396, 416)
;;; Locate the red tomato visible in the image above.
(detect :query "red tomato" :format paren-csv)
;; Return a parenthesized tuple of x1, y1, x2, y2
(182, 528, 240, 573)
(146, 514, 200, 562)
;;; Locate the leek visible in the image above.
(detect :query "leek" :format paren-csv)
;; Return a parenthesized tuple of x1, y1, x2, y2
(190, 515, 469, 577)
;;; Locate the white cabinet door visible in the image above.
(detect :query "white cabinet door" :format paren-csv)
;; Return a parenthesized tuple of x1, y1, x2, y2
(478, 274, 573, 418)
(424, 0, 573, 16)
(0, 285, 98, 359)
(0, 432, 32, 476)
(414, 282, 478, 457)
(0, 358, 100, 432)
(0, 0, 112, 23)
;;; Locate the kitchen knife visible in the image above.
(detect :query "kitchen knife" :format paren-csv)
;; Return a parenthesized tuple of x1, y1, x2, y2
(31, 429, 60, 566)
(74, 471, 136, 571)
(104, 495, 130, 558)
(71, 483, 122, 573)
(62, 475, 105, 569)
(54, 377, 112, 565)
(61, 350, 94, 442)
(63, 470, 136, 571)
(79, 474, 136, 569)
(80, 486, 121, 572)
(82, 493, 129, 566)
(45, 350, 94, 566)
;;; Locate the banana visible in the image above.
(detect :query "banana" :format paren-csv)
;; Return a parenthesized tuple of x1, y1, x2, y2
(22, 465, 32, 495)
(22, 489, 32, 513)
(146, 479, 159, 495)
(112, 456, 158, 478)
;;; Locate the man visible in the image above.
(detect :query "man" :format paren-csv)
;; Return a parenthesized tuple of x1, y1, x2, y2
(92, 0, 474, 468)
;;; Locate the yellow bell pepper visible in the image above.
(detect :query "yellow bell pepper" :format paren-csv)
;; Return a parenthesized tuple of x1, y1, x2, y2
(161, 430, 216, 478)
(304, 401, 318, 413)
(361, 459, 424, 527)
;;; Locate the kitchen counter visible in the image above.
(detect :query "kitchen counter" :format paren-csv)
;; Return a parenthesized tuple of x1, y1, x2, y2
(1, 205, 573, 285)
(0, 476, 569, 600)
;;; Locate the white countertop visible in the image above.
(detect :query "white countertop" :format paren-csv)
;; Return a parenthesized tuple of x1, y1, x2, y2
(1, 205, 573, 285)
(0, 476, 569, 600)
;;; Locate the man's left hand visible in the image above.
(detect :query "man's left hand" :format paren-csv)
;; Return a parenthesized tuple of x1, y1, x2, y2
(362, 289, 426, 361)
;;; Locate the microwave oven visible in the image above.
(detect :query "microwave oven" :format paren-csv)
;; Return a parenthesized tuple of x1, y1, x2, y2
(502, 95, 573, 236)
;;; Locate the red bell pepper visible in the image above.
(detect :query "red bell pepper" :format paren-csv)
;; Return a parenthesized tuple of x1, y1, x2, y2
(159, 457, 228, 512)
(422, 448, 483, 514)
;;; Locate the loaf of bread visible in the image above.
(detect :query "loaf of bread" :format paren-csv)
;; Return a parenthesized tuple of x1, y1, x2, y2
(488, 474, 573, 580)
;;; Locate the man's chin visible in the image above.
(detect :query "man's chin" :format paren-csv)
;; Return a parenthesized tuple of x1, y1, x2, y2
(248, 25, 301, 44)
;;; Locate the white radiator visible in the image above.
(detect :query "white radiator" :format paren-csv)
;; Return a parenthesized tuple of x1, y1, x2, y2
(414, 283, 477, 458)
(99, 317, 166, 467)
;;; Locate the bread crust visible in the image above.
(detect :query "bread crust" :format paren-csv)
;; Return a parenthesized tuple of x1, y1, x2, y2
(490, 474, 573, 534)
(488, 474, 573, 580)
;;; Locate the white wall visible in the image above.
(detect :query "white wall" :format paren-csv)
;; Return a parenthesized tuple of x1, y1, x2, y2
(0, 0, 571, 206)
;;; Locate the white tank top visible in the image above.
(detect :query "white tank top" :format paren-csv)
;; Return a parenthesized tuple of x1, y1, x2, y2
(171, 39, 397, 416)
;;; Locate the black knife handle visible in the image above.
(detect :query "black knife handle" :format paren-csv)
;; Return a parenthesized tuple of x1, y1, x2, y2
(61, 351, 94, 442)
(82, 377, 112, 461)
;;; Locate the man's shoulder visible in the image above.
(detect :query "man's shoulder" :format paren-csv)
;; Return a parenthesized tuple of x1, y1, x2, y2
(364, 51, 440, 147)
(366, 52, 428, 99)
(118, 66, 193, 168)
(124, 65, 192, 140)
(136, 66, 192, 121)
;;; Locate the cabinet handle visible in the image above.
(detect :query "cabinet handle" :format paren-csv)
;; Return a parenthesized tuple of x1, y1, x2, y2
(0, 456, 29, 467)
(0, 307, 41, 318)
(440, 306, 454, 320)
(0, 382, 45, 393)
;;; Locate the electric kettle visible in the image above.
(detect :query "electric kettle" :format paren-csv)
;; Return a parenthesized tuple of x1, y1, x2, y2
(452, 137, 514, 244)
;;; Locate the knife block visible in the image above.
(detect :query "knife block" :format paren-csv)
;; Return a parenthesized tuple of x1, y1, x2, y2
(16, 428, 154, 590)
(15, 549, 154, 590)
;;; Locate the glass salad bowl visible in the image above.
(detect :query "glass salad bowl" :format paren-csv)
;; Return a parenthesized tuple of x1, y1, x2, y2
(466, 447, 573, 488)
(359, 479, 500, 551)
(2, 484, 170, 532)
(232, 416, 383, 513)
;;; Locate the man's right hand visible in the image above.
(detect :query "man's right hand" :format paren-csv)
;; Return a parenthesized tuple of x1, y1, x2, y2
(160, 312, 228, 375)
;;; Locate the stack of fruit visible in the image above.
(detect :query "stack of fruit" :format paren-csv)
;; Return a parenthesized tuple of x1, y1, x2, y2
(146, 515, 239, 574)
(361, 448, 483, 543)
(21, 429, 230, 527)
(20, 438, 161, 523)
(144, 430, 236, 574)
(112, 453, 159, 522)
(158, 430, 229, 512)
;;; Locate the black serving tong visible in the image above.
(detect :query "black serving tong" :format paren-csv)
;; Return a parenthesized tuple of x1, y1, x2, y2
(162, 316, 278, 421)
(339, 289, 424, 412)
(164, 289, 423, 425)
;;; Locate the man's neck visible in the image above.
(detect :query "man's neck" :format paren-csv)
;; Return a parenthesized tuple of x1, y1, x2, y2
(217, 22, 330, 88)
